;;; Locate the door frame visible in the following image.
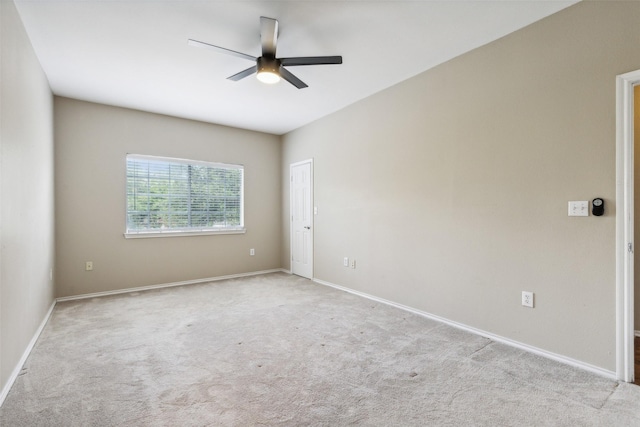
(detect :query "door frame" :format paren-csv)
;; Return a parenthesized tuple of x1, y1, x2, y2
(616, 69, 639, 382)
(290, 159, 314, 278)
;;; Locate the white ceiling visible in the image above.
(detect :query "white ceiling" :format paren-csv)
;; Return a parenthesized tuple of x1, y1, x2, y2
(14, 0, 577, 135)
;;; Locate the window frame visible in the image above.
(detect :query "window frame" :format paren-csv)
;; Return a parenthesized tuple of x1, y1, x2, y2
(124, 154, 245, 239)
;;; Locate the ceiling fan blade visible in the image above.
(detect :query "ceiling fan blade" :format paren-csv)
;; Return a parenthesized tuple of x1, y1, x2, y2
(279, 67, 308, 89)
(188, 39, 256, 62)
(280, 56, 343, 66)
(260, 17, 278, 57)
(227, 65, 258, 81)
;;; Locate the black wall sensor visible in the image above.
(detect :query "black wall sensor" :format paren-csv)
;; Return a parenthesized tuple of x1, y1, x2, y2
(592, 198, 604, 216)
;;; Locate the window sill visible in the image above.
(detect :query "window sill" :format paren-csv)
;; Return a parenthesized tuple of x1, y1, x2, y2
(124, 228, 246, 239)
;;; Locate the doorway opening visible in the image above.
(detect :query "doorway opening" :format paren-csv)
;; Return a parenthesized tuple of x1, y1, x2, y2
(635, 84, 640, 385)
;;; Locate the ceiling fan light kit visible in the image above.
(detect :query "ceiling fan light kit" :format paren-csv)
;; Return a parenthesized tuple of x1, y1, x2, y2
(256, 57, 281, 84)
(189, 16, 342, 89)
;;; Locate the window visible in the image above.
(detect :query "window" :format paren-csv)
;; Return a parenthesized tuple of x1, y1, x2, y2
(125, 154, 244, 237)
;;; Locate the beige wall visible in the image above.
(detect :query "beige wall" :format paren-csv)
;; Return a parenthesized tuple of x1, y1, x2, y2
(54, 98, 281, 297)
(283, 1, 640, 371)
(0, 0, 55, 392)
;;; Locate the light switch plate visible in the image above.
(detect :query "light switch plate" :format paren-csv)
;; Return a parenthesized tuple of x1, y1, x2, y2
(568, 201, 589, 217)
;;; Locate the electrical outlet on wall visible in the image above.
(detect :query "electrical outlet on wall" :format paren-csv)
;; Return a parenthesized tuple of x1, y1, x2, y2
(522, 291, 534, 308)
(85, 261, 93, 271)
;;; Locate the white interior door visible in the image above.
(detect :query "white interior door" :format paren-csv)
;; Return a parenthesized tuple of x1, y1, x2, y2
(291, 160, 313, 278)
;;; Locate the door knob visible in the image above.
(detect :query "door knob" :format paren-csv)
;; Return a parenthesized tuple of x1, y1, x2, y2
(304, 226, 311, 229)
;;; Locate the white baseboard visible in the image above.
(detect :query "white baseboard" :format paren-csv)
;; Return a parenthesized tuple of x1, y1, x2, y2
(56, 268, 287, 302)
(635, 330, 640, 338)
(0, 300, 57, 407)
(313, 278, 617, 381)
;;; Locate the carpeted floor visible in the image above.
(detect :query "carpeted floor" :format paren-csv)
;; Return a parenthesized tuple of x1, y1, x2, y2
(1, 272, 639, 426)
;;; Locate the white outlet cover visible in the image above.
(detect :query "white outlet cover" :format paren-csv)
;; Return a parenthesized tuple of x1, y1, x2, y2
(522, 291, 534, 308)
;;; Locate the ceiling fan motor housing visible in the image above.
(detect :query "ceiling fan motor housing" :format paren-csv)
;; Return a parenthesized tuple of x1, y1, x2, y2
(257, 56, 280, 74)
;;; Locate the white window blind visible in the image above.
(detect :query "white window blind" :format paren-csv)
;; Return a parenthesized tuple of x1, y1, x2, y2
(126, 154, 244, 237)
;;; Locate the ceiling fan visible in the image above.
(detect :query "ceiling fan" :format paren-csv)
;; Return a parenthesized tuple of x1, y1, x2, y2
(188, 16, 343, 89)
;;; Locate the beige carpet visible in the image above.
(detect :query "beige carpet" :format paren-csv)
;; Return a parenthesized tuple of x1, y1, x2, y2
(1, 272, 639, 426)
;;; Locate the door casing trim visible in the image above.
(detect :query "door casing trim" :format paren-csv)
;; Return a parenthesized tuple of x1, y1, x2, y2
(616, 69, 639, 382)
